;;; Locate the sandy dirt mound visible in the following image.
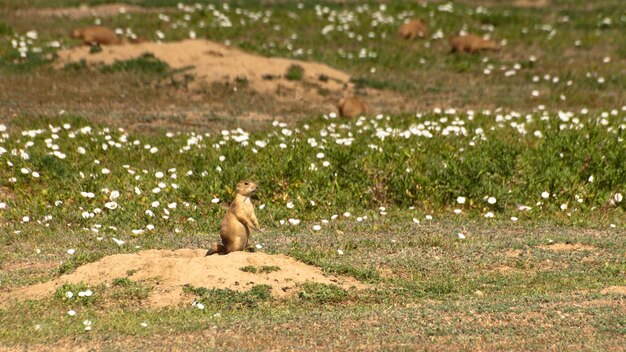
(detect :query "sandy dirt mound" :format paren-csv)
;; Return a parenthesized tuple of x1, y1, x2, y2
(600, 286, 626, 295)
(18, 3, 157, 19)
(513, 0, 549, 8)
(537, 243, 595, 251)
(0, 249, 364, 308)
(55, 39, 351, 103)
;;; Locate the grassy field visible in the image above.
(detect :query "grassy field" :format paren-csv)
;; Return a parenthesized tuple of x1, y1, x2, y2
(1, 0, 625, 130)
(1, 0, 625, 351)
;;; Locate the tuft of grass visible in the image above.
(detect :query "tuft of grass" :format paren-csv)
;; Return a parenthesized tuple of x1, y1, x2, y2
(111, 278, 151, 301)
(259, 265, 280, 273)
(0, 22, 13, 36)
(239, 265, 257, 273)
(284, 64, 304, 81)
(288, 246, 381, 282)
(240, 265, 281, 274)
(100, 53, 169, 74)
(298, 282, 348, 304)
(89, 45, 102, 54)
(58, 252, 105, 275)
(63, 59, 88, 71)
(54, 283, 97, 306)
(183, 284, 272, 309)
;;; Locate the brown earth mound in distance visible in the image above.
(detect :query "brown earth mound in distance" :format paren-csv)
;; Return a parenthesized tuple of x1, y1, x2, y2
(55, 39, 351, 103)
(537, 243, 595, 251)
(0, 249, 365, 308)
(513, 0, 549, 8)
(600, 286, 626, 295)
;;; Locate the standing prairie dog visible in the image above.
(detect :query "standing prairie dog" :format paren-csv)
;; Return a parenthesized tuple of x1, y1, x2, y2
(397, 19, 428, 40)
(449, 34, 500, 53)
(206, 180, 261, 256)
(70, 26, 121, 46)
(337, 97, 368, 118)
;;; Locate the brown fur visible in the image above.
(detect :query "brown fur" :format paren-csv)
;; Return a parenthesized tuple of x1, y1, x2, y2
(337, 97, 368, 118)
(448, 34, 500, 53)
(449, 34, 500, 54)
(206, 180, 260, 256)
(70, 26, 121, 46)
(397, 19, 428, 40)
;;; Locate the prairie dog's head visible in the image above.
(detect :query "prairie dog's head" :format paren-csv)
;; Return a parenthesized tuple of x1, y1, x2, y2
(70, 28, 83, 39)
(236, 180, 259, 197)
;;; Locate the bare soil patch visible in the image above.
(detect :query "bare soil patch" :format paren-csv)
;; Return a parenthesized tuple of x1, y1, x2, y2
(537, 243, 596, 252)
(0, 249, 364, 308)
(513, 0, 549, 8)
(55, 39, 352, 105)
(17, 3, 159, 19)
(600, 286, 626, 295)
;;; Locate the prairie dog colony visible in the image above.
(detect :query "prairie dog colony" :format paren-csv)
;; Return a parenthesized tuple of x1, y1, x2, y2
(59, 15, 503, 120)
(3, 1, 625, 349)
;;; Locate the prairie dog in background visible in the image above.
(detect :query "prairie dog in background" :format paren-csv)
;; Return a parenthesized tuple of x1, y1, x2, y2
(337, 97, 368, 118)
(397, 19, 428, 40)
(449, 34, 500, 53)
(70, 26, 121, 46)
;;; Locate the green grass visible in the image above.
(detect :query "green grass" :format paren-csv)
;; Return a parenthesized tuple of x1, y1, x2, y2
(0, 112, 624, 231)
(298, 282, 348, 304)
(58, 252, 106, 275)
(0, 112, 624, 349)
(1, 0, 625, 110)
(100, 53, 169, 75)
(184, 284, 273, 310)
(1, 1, 626, 350)
(239, 265, 281, 274)
(284, 64, 304, 81)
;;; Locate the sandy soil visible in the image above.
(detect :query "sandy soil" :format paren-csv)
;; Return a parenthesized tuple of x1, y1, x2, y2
(0, 249, 365, 308)
(599, 286, 626, 295)
(537, 243, 596, 252)
(56, 39, 352, 104)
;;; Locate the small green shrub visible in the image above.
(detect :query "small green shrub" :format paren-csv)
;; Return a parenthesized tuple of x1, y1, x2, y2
(285, 64, 304, 81)
(240, 266, 258, 273)
(100, 53, 169, 74)
(298, 283, 348, 304)
(183, 284, 272, 309)
(58, 252, 104, 275)
(54, 283, 97, 306)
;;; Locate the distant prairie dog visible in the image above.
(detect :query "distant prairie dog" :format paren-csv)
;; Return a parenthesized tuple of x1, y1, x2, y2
(397, 19, 428, 40)
(70, 26, 121, 46)
(337, 97, 368, 118)
(449, 34, 500, 53)
(206, 180, 260, 256)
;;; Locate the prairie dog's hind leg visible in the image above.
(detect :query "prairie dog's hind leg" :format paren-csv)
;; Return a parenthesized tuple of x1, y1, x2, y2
(206, 243, 225, 256)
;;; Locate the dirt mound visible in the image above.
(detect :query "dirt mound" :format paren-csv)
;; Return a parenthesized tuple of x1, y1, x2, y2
(0, 249, 364, 308)
(537, 243, 595, 251)
(19, 3, 156, 19)
(513, 0, 549, 8)
(600, 286, 626, 295)
(55, 39, 351, 103)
